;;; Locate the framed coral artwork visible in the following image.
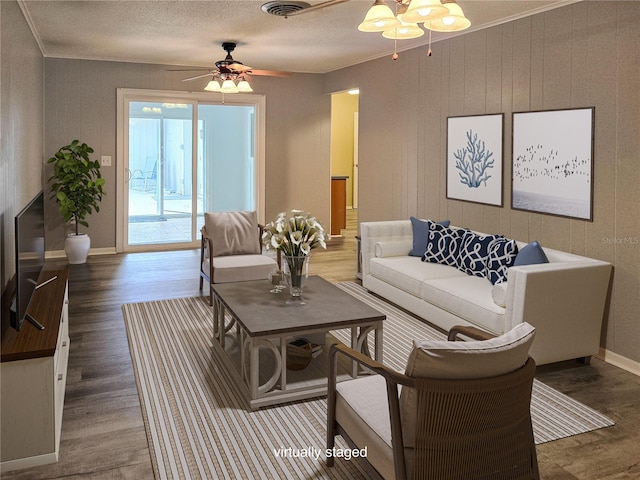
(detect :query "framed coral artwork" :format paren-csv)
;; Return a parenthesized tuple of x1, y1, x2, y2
(512, 107, 594, 221)
(446, 113, 504, 207)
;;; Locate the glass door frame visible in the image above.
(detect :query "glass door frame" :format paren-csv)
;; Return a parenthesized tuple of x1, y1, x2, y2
(116, 88, 266, 253)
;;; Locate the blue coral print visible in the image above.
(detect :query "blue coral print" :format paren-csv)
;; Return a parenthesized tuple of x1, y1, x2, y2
(454, 130, 494, 188)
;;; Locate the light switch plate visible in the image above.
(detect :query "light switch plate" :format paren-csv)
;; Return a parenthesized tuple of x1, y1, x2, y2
(100, 155, 112, 167)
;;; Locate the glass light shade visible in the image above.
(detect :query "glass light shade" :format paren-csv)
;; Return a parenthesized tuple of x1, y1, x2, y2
(204, 80, 221, 92)
(382, 20, 424, 39)
(220, 79, 240, 93)
(358, 0, 401, 32)
(237, 79, 253, 92)
(427, 1, 470, 32)
(402, 0, 448, 24)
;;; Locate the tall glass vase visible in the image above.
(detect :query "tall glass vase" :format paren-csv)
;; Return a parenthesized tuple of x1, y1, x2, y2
(283, 254, 310, 303)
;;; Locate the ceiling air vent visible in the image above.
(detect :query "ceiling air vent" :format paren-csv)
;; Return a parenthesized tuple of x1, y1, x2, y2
(261, 1, 310, 17)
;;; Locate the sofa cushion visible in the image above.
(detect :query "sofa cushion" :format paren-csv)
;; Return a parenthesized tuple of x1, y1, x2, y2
(400, 322, 535, 448)
(204, 211, 261, 257)
(457, 230, 502, 277)
(409, 217, 450, 257)
(485, 237, 519, 285)
(421, 275, 506, 333)
(370, 256, 467, 298)
(514, 240, 549, 266)
(423, 222, 465, 267)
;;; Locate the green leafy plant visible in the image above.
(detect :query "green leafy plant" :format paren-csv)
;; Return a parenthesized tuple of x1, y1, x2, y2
(48, 140, 106, 236)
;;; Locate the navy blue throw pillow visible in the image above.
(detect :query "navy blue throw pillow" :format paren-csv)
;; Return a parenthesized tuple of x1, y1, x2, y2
(485, 238, 519, 285)
(409, 217, 451, 257)
(514, 240, 549, 266)
(457, 231, 502, 277)
(422, 222, 464, 267)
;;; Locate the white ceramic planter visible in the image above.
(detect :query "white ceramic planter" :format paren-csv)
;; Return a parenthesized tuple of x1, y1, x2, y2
(65, 233, 91, 264)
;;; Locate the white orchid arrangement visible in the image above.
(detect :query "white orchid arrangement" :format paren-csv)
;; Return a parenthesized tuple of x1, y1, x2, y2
(262, 209, 327, 257)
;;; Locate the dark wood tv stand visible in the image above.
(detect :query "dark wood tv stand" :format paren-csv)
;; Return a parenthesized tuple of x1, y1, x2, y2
(0, 268, 69, 471)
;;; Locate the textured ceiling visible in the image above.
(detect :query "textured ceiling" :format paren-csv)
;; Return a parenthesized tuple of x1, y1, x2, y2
(20, 0, 578, 74)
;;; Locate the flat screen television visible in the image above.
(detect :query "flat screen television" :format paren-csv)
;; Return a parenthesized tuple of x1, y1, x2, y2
(10, 191, 46, 331)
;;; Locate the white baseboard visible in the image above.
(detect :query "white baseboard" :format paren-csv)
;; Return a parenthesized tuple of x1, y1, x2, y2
(46, 247, 117, 260)
(599, 348, 640, 377)
(1, 450, 58, 472)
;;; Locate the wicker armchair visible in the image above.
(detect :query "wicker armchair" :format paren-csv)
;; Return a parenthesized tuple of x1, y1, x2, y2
(327, 323, 539, 480)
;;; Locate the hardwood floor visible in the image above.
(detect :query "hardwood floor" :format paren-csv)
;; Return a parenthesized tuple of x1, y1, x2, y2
(2, 210, 639, 479)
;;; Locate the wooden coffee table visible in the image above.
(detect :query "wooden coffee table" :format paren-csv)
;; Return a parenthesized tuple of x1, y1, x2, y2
(211, 276, 385, 410)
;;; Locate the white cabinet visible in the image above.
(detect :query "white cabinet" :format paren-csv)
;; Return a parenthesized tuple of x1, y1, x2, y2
(1, 269, 69, 471)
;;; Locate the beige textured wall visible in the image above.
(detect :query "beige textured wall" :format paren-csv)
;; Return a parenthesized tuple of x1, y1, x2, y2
(324, 1, 640, 363)
(43, 60, 331, 250)
(0, 1, 44, 291)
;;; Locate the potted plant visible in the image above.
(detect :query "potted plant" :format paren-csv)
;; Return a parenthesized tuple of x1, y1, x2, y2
(48, 139, 105, 264)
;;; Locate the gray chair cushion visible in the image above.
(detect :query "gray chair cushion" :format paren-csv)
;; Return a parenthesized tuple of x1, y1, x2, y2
(400, 322, 535, 448)
(335, 375, 397, 480)
(205, 254, 277, 283)
(204, 211, 261, 257)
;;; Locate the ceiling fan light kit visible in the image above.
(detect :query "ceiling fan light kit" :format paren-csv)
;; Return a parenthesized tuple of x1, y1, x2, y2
(237, 79, 254, 92)
(204, 79, 221, 92)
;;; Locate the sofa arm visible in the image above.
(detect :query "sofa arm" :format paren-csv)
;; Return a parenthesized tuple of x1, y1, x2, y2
(505, 260, 612, 364)
(360, 220, 413, 281)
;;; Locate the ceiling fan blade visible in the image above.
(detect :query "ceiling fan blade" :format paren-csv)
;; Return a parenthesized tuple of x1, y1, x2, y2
(181, 72, 214, 82)
(246, 69, 293, 77)
(167, 67, 211, 72)
(228, 62, 251, 72)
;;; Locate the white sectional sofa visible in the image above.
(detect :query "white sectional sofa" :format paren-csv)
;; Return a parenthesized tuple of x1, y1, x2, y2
(360, 219, 613, 365)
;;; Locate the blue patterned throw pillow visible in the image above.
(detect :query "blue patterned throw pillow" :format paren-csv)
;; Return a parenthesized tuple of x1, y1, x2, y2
(422, 222, 464, 267)
(485, 237, 519, 285)
(409, 217, 451, 257)
(457, 231, 502, 277)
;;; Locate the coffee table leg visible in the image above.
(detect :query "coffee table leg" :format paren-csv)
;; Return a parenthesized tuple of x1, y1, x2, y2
(212, 295, 223, 343)
(245, 336, 282, 398)
(279, 337, 287, 393)
(350, 324, 383, 376)
(374, 322, 383, 362)
(350, 327, 358, 377)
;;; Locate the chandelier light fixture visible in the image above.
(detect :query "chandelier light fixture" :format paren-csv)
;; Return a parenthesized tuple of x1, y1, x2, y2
(358, 0, 470, 57)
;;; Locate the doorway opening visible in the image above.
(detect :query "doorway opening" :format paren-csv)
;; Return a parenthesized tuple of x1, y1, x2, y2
(329, 90, 359, 238)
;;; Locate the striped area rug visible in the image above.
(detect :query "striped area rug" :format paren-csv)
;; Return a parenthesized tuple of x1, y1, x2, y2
(122, 281, 614, 479)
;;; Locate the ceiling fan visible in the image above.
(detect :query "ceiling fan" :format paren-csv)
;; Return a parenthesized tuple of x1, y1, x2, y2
(172, 42, 291, 93)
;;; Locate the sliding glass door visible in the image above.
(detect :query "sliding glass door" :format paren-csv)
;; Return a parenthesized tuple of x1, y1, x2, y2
(117, 89, 265, 252)
(127, 101, 194, 245)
